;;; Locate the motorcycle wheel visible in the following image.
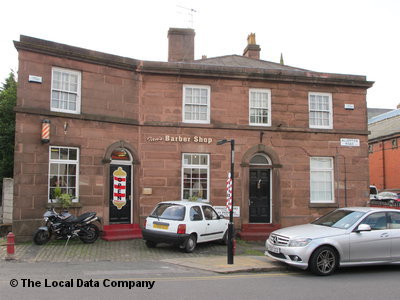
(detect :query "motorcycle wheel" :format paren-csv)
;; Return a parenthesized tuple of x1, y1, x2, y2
(33, 229, 51, 245)
(79, 224, 100, 244)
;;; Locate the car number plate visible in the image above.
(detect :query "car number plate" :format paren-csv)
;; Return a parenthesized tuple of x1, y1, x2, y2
(153, 223, 169, 230)
(268, 244, 280, 254)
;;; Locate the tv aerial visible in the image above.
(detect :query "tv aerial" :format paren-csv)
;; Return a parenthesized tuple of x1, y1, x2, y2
(177, 5, 197, 28)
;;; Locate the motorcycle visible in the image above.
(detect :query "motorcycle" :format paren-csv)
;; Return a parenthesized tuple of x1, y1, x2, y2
(33, 207, 101, 245)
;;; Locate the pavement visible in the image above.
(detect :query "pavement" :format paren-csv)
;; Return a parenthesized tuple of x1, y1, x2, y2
(0, 237, 286, 274)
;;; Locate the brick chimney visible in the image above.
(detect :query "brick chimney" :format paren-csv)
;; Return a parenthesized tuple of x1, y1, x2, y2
(243, 33, 261, 59)
(168, 28, 195, 62)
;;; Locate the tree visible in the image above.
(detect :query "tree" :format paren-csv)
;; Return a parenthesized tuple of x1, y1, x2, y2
(0, 72, 17, 185)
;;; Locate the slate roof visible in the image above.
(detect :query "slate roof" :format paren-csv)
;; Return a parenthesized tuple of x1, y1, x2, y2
(194, 55, 309, 72)
(367, 108, 394, 120)
(369, 109, 400, 141)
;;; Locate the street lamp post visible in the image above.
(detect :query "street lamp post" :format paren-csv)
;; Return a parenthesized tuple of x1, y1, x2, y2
(217, 139, 235, 264)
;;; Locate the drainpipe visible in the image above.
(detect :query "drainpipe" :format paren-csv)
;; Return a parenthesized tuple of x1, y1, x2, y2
(382, 141, 386, 190)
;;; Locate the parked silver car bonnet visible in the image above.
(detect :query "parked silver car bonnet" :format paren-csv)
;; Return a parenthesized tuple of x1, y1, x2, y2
(271, 224, 347, 240)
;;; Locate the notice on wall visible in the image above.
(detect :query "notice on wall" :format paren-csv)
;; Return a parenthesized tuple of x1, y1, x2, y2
(214, 206, 240, 218)
(340, 138, 360, 147)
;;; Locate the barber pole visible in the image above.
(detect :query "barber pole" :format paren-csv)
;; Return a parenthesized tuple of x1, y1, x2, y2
(226, 172, 232, 212)
(112, 167, 127, 210)
(41, 119, 50, 143)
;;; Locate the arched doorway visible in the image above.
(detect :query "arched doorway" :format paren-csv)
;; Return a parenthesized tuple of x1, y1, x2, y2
(249, 154, 272, 223)
(109, 148, 133, 224)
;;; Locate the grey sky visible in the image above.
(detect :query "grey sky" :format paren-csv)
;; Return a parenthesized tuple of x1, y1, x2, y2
(1, 0, 399, 108)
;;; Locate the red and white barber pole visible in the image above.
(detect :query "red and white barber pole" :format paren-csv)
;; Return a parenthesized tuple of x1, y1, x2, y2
(41, 119, 50, 143)
(226, 172, 232, 212)
(112, 167, 127, 210)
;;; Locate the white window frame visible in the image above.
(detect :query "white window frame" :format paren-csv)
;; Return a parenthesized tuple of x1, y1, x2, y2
(51, 67, 81, 114)
(48, 146, 80, 203)
(310, 157, 334, 204)
(249, 88, 271, 126)
(182, 85, 211, 124)
(181, 153, 210, 202)
(309, 92, 333, 129)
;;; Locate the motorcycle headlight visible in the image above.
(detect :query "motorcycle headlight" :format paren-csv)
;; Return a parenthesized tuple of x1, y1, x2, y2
(288, 238, 312, 247)
(44, 217, 49, 222)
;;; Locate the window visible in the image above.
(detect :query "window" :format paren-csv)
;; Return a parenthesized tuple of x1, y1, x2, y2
(250, 154, 271, 165)
(388, 212, 400, 229)
(150, 203, 185, 221)
(183, 85, 210, 124)
(182, 153, 209, 201)
(361, 213, 387, 230)
(249, 89, 271, 126)
(309, 92, 332, 129)
(190, 206, 203, 221)
(310, 157, 334, 203)
(48, 146, 79, 202)
(202, 206, 219, 220)
(51, 67, 81, 114)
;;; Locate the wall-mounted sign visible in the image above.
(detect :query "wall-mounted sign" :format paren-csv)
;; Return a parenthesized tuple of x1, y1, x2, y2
(340, 138, 360, 147)
(146, 135, 213, 144)
(344, 104, 355, 110)
(214, 206, 240, 218)
(29, 75, 42, 83)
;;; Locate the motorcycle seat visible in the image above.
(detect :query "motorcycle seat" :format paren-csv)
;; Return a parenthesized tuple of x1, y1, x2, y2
(68, 212, 96, 223)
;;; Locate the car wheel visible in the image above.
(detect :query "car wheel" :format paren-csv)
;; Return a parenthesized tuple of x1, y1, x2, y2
(145, 240, 157, 248)
(309, 246, 338, 276)
(184, 234, 197, 253)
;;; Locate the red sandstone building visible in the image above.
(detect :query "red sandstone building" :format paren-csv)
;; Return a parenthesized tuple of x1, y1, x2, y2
(369, 110, 400, 192)
(12, 28, 373, 240)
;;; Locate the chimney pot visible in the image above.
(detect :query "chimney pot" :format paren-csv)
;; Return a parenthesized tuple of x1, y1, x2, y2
(243, 33, 261, 59)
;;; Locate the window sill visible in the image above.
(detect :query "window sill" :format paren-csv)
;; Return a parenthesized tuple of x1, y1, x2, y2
(46, 202, 82, 209)
(309, 203, 339, 208)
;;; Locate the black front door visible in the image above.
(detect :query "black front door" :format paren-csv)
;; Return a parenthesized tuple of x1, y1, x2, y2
(249, 169, 271, 223)
(109, 164, 131, 224)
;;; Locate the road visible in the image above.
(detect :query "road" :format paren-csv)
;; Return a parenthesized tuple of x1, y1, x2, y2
(0, 260, 399, 299)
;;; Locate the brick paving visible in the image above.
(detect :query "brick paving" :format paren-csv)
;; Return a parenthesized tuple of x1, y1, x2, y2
(0, 238, 265, 263)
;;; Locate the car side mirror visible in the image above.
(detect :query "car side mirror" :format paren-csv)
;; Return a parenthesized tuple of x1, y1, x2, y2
(356, 224, 371, 232)
(219, 214, 225, 219)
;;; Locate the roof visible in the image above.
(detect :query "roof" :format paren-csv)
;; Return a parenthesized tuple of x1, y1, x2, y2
(158, 200, 212, 207)
(368, 109, 400, 141)
(14, 35, 374, 89)
(367, 108, 394, 120)
(369, 109, 400, 124)
(194, 55, 309, 72)
(340, 207, 399, 213)
(369, 114, 400, 141)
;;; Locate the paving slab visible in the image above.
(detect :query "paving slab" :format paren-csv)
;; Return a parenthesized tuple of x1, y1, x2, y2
(163, 255, 285, 273)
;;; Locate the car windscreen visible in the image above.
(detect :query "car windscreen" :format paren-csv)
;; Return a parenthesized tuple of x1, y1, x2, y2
(150, 204, 185, 221)
(312, 210, 366, 229)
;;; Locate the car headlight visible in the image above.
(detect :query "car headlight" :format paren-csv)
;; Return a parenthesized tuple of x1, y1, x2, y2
(288, 238, 312, 247)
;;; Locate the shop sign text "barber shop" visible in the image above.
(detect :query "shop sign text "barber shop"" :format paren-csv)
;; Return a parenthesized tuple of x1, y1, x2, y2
(146, 135, 213, 144)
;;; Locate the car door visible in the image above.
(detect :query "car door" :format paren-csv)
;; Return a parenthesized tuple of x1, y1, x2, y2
(188, 206, 208, 243)
(388, 212, 400, 260)
(201, 205, 225, 242)
(349, 212, 391, 262)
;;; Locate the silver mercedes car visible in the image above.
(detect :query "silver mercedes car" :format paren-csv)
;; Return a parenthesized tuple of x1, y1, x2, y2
(265, 207, 400, 275)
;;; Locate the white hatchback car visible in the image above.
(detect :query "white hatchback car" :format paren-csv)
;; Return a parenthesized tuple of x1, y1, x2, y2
(142, 200, 229, 253)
